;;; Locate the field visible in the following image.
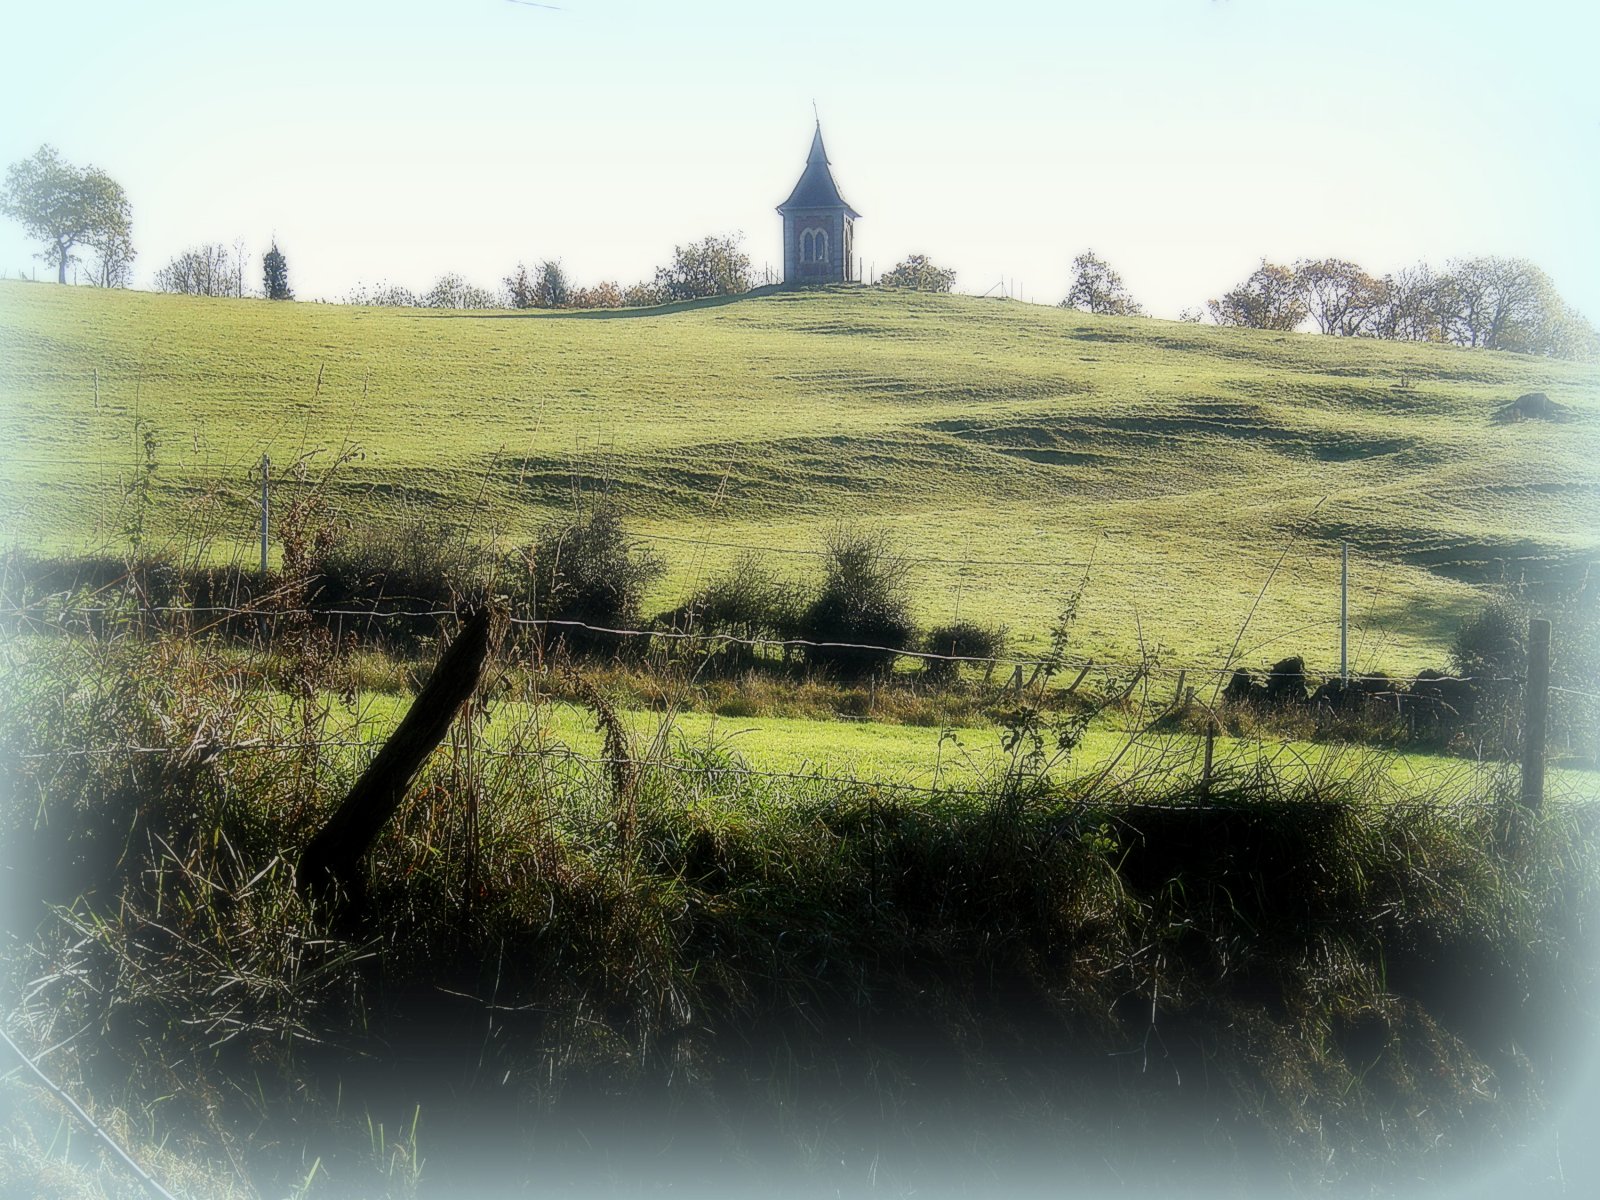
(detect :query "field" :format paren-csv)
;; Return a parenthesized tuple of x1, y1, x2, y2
(4, 281, 1600, 1197)
(3, 279, 1598, 674)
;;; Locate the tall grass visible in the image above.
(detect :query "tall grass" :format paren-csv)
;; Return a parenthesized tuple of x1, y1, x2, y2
(2, 623, 1597, 1197)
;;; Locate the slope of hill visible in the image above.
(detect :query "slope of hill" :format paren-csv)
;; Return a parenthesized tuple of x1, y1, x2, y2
(2, 280, 1596, 668)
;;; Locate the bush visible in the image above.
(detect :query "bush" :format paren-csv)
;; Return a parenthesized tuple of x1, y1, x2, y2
(653, 234, 750, 302)
(877, 254, 955, 292)
(664, 553, 803, 669)
(1450, 595, 1526, 754)
(921, 620, 1007, 684)
(311, 518, 487, 609)
(523, 501, 663, 647)
(421, 272, 497, 309)
(800, 527, 916, 679)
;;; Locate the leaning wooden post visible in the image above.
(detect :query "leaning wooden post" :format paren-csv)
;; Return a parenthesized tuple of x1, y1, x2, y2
(1520, 617, 1551, 811)
(299, 606, 496, 901)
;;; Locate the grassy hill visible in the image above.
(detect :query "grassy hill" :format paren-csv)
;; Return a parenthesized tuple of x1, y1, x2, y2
(2, 279, 1596, 670)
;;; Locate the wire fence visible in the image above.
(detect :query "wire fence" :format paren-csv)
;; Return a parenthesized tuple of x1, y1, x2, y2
(9, 725, 1533, 813)
(0, 600, 1534, 686)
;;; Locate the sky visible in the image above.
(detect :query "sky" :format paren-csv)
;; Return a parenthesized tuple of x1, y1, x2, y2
(1, 0, 1597, 319)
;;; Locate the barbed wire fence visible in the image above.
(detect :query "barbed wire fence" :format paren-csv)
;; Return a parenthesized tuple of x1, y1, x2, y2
(3, 595, 1585, 812)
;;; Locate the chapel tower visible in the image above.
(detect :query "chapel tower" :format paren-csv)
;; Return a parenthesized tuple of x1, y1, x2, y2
(777, 122, 860, 286)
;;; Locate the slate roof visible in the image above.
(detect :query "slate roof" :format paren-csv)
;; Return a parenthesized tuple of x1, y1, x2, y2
(777, 124, 861, 218)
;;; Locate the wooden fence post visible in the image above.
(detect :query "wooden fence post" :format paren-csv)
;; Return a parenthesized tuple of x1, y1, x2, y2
(1065, 660, 1093, 695)
(1200, 718, 1217, 803)
(299, 606, 496, 902)
(1521, 617, 1551, 811)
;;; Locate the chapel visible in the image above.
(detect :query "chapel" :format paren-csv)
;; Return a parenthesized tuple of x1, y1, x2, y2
(777, 123, 860, 286)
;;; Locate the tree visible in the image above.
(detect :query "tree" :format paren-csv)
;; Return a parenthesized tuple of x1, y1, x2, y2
(532, 259, 569, 308)
(1207, 260, 1306, 330)
(503, 262, 537, 308)
(653, 234, 750, 301)
(1, 145, 134, 285)
(262, 240, 293, 300)
(1060, 249, 1143, 316)
(569, 280, 625, 309)
(1292, 258, 1385, 336)
(1368, 263, 1445, 343)
(1440, 256, 1577, 353)
(154, 243, 244, 297)
(345, 282, 418, 307)
(877, 254, 955, 292)
(83, 225, 136, 288)
(421, 272, 496, 309)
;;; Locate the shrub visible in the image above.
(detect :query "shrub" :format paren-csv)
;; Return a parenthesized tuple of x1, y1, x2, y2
(522, 501, 663, 646)
(421, 272, 497, 309)
(800, 526, 916, 679)
(1450, 595, 1526, 754)
(921, 620, 1007, 684)
(653, 234, 750, 302)
(310, 518, 487, 610)
(877, 254, 955, 292)
(665, 553, 803, 669)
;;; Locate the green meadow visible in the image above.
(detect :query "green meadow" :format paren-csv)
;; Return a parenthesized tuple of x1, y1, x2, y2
(333, 690, 1600, 805)
(2, 279, 1597, 673)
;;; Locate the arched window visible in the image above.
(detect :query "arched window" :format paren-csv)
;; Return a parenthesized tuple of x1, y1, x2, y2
(800, 227, 829, 264)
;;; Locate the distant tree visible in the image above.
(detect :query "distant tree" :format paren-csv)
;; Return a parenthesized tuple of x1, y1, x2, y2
(1438, 256, 1585, 354)
(1177, 306, 1204, 324)
(1292, 258, 1385, 336)
(1060, 249, 1143, 316)
(569, 280, 625, 309)
(0, 145, 134, 285)
(877, 254, 955, 292)
(533, 259, 570, 308)
(503, 262, 537, 308)
(83, 225, 136, 288)
(621, 280, 665, 307)
(154, 243, 243, 297)
(1368, 263, 1445, 343)
(653, 234, 751, 301)
(1207, 260, 1306, 331)
(347, 282, 419, 307)
(421, 272, 496, 309)
(262, 240, 293, 300)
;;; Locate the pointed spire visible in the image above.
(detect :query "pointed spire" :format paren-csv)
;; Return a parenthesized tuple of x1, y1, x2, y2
(778, 117, 859, 218)
(808, 122, 828, 165)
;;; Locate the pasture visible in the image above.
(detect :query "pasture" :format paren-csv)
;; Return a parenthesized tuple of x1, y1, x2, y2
(3, 279, 1597, 673)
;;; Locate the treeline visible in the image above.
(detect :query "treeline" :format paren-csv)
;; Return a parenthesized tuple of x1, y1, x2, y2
(345, 234, 760, 310)
(1056, 249, 1599, 360)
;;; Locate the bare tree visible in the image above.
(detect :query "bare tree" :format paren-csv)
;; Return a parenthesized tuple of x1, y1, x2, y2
(154, 243, 244, 297)
(1292, 258, 1386, 336)
(83, 225, 136, 288)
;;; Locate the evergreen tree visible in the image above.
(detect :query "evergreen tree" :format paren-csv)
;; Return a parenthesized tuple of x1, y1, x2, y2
(262, 240, 293, 300)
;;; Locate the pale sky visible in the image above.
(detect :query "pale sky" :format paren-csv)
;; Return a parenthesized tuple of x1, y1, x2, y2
(2, 0, 1596, 319)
